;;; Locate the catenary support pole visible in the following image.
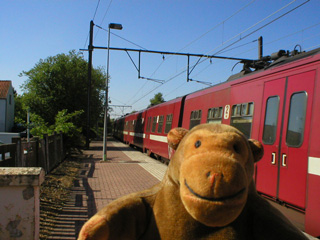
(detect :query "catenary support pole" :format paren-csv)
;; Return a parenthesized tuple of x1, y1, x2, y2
(86, 20, 94, 149)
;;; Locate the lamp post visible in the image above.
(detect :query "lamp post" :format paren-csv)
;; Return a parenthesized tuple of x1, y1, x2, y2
(103, 23, 123, 161)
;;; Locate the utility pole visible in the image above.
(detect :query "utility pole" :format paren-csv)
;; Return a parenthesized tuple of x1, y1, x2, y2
(86, 20, 94, 149)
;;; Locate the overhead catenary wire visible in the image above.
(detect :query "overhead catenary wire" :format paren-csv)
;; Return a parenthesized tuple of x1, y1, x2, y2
(166, 12, 319, 100)
(147, 0, 256, 79)
(83, 0, 103, 49)
(190, 0, 301, 62)
(96, 25, 148, 50)
(166, 0, 298, 68)
(128, 1, 258, 104)
(127, 1, 257, 106)
(94, 0, 113, 40)
(128, 0, 310, 108)
(92, 0, 101, 21)
(98, 0, 113, 27)
(214, 0, 310, 56)
(186, 24, 320, 89)
(172, 0, 310, 82)
(133, 0, 301, 103)
(217, 39, 258, 55)
(93, 24, 155, 106)
(217, 21, 320, 61)
(130, 68, 188, 106)
(85, 22, 162, 108)
(111, 1, 262, 107)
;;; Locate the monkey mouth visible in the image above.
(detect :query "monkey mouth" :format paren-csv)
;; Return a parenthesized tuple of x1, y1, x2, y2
(184, 179, 245, 202)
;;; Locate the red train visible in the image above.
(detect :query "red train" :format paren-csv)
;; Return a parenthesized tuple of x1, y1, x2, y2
(114, 47, 320, 237)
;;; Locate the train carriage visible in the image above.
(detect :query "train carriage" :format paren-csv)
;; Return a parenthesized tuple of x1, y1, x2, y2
(143, 97, 185, 161)
(113, 47, 320, 237)
(123, 110, 147, 149)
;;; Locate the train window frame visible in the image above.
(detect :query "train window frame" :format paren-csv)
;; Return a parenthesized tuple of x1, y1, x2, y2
(164, 114, 173, 134)
(286, 91, 307, 148)
(190, 110, 202, 129)
(207, 107, 223, 124)
(151, 116, 157, 133)
(262, 96, 280, 145)
(157, 115, 164, 133)
(231, 102, 254, 139)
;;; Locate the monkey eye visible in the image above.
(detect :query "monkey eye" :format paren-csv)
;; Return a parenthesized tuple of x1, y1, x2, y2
(233, 142, 241, 154)
(195, 140, 201, 148)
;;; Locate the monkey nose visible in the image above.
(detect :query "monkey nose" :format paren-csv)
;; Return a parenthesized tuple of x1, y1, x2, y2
(206, 171, 223, 188)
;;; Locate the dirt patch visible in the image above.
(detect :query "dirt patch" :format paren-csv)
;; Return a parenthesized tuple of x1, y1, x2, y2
(39, 155, 82, 239)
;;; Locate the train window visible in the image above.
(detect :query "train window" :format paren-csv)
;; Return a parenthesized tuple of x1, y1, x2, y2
(232, 105, 242, 117)
(286, 92, 307, 147)
(146, 117, 152, 132)
(207, 107, 223, 124)
(136, 118, 143, 133)
(165, 114, 173, 134)
(151, 116, 157, 133)
(190, 110, 202, 129)
(231, 102, 254, 138)
(125, 121, 128, 131)
(132, 120, 135, 131)
(262, 96, 279, 144)
(158, 115, 164, 133)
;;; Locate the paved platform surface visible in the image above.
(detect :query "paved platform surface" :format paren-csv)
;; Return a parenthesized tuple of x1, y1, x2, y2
(46, 138, 167, 239)
(46, 138, 317, 240)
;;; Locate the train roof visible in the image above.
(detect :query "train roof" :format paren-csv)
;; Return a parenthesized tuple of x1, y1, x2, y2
(185, 46, 320, 99)
(227, 46, 320, 82)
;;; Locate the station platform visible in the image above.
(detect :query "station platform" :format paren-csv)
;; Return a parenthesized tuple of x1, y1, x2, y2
(46, 138, 317, 240)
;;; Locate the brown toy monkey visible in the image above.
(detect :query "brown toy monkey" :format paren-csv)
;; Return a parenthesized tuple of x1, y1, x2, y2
(78, 124, 307, 240)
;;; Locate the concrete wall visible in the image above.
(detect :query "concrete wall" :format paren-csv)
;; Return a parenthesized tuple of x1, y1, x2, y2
(0, 168, 44, 239)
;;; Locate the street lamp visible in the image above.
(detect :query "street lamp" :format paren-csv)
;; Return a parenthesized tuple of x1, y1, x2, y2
(103, 23, 123, 161)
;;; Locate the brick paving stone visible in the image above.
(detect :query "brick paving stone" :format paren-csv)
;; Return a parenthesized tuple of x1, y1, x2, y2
(46, 138, 167, 239)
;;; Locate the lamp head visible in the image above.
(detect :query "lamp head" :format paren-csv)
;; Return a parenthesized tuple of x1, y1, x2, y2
(109, 23, 123, 30)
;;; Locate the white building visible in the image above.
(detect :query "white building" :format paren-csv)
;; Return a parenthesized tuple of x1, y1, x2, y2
(0, 80, 15, 132)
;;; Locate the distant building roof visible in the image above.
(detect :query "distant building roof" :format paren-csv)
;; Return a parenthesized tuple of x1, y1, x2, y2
(0, 80, 12, 99)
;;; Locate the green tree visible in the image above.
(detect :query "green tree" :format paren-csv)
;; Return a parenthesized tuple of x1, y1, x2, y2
(148, 92, 165, 107)
(13, 92, 27, 126)
(30, 109, 84, 149)
(19, 50, 106, 138)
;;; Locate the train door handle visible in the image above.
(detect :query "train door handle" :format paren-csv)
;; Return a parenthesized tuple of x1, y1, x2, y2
(282, 154, 287, 167)
(271, 153, 276, 165)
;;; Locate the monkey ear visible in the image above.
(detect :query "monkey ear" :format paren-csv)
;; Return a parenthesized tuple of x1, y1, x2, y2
(167, 128, 189, 150)
(248, 139, 264, 163)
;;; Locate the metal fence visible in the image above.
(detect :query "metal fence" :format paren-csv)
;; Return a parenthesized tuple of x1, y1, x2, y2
(0, 132, 65, 173)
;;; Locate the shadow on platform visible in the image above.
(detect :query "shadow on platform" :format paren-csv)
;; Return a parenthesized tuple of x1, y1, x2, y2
(47, 154, 98, 239)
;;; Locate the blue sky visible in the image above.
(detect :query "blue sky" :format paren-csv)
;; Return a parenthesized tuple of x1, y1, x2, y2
(1, 0, 320, 118)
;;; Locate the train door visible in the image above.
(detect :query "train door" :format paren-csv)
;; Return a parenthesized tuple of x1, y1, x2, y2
(256, 78, 286, 198)
(257, 71, 315, 209)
